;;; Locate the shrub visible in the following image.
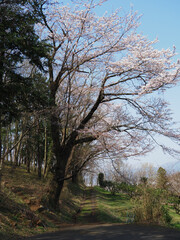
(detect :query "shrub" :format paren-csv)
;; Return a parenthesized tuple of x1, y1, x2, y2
(104, 181, 119, 195)
(133, 186, 171, 225)
(169, 195, 180, 215)
(119, 182, 136, 198)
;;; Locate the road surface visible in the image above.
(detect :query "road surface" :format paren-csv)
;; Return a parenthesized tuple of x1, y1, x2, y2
(26, 223, 180, 240)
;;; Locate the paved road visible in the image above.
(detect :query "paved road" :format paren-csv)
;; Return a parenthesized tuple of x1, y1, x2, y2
(26, 224, 180, 240)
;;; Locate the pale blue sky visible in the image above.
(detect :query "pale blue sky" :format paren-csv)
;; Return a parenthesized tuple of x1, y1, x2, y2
(98, 0, 180, 170)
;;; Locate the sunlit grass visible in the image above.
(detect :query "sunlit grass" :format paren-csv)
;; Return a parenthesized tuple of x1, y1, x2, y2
(94, 186, 134, 223)
(94, 186, 180, 230)
(168, 206, 180, 230)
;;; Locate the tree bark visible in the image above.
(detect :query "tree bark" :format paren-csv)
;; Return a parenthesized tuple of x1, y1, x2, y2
(72, 166, 79, 184)
(47, 67, 67, 208)
(48, 102, 76, 207)
(43, 123, 47, 177)
(44, 140, 53, 178)
(14, 121, 23, 166)
(0, 118, 1, 162)
(47, 145, 72, 209)
(0, 114, 2, 189)
(14, 120, 19, 166)
(27, 157, 31, 173)
(37, 120, 42, 178)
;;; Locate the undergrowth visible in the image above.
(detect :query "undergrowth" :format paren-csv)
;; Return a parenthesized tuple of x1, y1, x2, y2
(0, 164, 84, 239)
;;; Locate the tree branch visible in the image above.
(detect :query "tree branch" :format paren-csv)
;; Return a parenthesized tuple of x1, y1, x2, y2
(74, 136, 97, 145)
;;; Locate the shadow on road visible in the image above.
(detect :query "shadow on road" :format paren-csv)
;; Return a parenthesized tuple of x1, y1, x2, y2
(26, 224, 180, 240)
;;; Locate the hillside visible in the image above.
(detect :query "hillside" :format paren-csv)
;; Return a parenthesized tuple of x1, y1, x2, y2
(0, 164, 85, 239)
(0, 163, 180, 239)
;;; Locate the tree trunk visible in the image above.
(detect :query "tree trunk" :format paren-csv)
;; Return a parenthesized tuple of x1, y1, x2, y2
(14, 132, 23, 166)
(48, 80, 66, 208)
(14, 120, 19, 166)
(47, 169, 64, 209)
(0, 45, 4, 188)
(47, 150, 69, 208)
(2, 127, 7, 158)
(72, 166, 80, 184)
(43, 123, 47, 177)
(37, 120, 42, 178)
(48, 112, 75, 208)
(27, 157, 31, 173)
(47, 64, 79, 208)
(0, 117, 2, 162)
(0, 114, 2, 189)
(26, 137, 31, 173)
(33, 151, 36, 172)
(8, 124, 13, 165)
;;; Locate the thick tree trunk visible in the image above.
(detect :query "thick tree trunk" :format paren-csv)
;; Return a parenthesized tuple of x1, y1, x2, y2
(47, 77, 67, 208)
(48, 111, 76, 208)
(0, 118, 1, 162)
(48, 168, 65, 209)
(0, 47, 4, 188)
(47, 146, 71, 209)
(0, 115, 2, 189)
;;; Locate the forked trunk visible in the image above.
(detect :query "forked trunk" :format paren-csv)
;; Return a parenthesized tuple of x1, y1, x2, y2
(47, 111, 75, 209)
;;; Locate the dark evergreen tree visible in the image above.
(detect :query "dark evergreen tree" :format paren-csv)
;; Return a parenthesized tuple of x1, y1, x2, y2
(0, 0, 50, 125)
(0, 0, 50, 185)
(98, 173, 105, 187)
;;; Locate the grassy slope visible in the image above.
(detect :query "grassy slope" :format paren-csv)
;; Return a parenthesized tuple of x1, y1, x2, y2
(94, 186, 180, 230)
(169, 206, 180, 229)
(0, 164, 84, 239)
(94, 186, 134, 223)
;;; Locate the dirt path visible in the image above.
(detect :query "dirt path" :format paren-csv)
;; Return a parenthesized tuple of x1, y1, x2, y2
(75, 188, 99, 224)
(26, 224, 180, 240)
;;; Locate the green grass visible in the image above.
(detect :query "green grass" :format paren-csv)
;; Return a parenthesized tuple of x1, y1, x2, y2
(94, 186, 180, 230)
(94, 186, 134, 223)
(168, 206, 180, 230)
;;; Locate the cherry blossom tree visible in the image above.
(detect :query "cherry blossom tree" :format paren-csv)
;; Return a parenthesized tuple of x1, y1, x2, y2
(38, 0, 180, 208)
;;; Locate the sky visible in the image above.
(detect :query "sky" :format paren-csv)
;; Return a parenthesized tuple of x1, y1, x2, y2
(96, 0, 180, 171)
(65, 0, 180, 171)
